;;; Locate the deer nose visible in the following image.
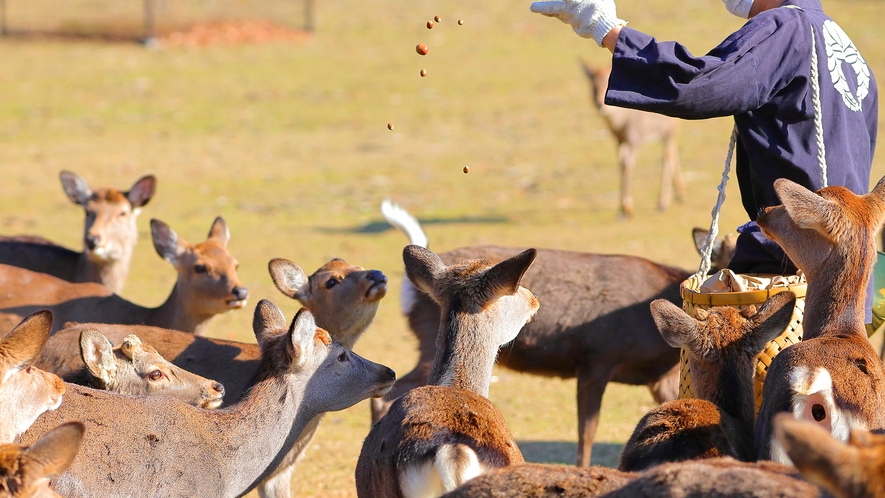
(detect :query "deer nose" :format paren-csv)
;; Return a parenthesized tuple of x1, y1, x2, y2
(384, 367, 396, 381)
(212, 382, 225, 396)
(232, 287, 249, 301)
(366, 270, 387, 284)
(85, 234, 100, 250)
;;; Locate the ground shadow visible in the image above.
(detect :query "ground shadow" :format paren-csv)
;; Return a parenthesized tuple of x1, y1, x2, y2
(518, 440, 624, 468)
(316, 215, 510, 235)
(0, 30, 146, 44)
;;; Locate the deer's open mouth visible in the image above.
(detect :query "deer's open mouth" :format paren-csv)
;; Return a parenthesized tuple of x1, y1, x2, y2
(365, 281, 388, 302)
(371, 381, 395, 398)
(202, 398, 224, 410)
(226, 298, 247, 309)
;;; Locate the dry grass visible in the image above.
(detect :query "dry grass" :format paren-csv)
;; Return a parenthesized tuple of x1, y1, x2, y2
(1, 0, 883, 496)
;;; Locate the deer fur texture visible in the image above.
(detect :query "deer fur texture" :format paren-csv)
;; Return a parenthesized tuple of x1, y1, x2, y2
(580, 62, 684, 217)
(754, 176, 885, 463)
(619, 292, 796, 471)
(17, 302, 395, 498)
(0, 171, 155, 294)
(355, 245, 538, 497)
(0, 216, 247, 336)
(0, 422, 84, 498)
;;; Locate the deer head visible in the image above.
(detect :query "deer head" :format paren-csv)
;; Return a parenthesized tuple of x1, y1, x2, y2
(0, 422, 84, 498)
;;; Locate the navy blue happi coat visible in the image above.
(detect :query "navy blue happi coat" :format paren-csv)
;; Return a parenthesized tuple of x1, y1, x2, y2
(606, 0, 877, 318)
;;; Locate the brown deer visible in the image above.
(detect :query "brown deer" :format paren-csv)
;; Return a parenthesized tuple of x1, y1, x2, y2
(619, 291, 796, 471)
(0, 422, 85, 498)
(35, 256, 387, 498)
(0, 171, 156, 294)
(70, 330, 225, 408)
(580, 62, 684, 217)
(355, 245, 539, 497)
(754, 177, 885, 463)
(0, 311, 66, 444)
(16, 301, 396, 497)
(0, 216, 248, 336)
(374, 200, 701, 467)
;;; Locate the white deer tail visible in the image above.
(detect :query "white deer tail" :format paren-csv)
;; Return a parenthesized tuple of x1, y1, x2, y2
(398, 444, 482, 498)
(381, 199, 429, 248)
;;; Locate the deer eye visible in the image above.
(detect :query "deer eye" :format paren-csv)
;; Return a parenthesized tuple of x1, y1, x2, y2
(325, 279, 338, 289)
(118, 210, 128, 218)
(194, 264, 207, 274)
(148, 370, 164, 381)
(337, 352, 348, 362)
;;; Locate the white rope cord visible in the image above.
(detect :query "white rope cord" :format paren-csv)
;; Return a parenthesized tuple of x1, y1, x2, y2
(696, 125, 738, 279)
(809, 26, 828, 188)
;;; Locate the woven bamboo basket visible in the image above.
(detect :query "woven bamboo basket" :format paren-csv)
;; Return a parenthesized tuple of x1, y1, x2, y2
(679, 273, 806, 413)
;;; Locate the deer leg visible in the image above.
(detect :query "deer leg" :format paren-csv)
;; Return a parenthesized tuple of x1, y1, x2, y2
(666, 135, 685, 203)
(576, 370, 609, 467)
(618, 143, 635, 218)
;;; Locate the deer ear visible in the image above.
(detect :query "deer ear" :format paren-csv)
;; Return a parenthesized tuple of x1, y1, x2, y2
(288, 308, 319, 368)
(252, 299, 287, 343)
(651, 300, 705, 352)
(0, 310, 53, 379)
(775, 414, 857, 495)
(151, 219, 187, 265)
(23, 422, 85, 482)
(773, 178, 834, 234)
(79, 329, 117, 387)
(745, 292, 796, 354)
(692, 227, 711, 256)
(126, 174, 156, 209)
(403, 245, 445, 297)
(59, 170, 92, 205)
(268, 259, 309, 302)
(862, 175, 885, 231)
(207, 217, 230, 248)
(484, 248, 537, 300)
(120, 334, 143, 360)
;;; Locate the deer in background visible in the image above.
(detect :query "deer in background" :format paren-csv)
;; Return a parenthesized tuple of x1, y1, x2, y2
(0, 171, 156, 294)
(580, 62, 684, 218)
(0, 422, 84, 498)
(355, 245, 538, 497)
(375, 200, 716, 467)
(754, 177, 885, 463)
(35, 255, 387, 498)
(17, 302, 396, 497)
(619, 292, 796, 471)
(0, 311, 66, 444)
(0, 216, 248, 336)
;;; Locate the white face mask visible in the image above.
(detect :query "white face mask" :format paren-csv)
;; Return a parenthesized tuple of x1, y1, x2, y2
(722, 0, 754, 18)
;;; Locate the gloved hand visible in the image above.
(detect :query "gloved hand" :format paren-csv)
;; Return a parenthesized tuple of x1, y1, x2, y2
(530, 0, 626, 47)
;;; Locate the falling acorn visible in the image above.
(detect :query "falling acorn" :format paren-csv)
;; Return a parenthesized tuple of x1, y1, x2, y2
(387, 123, 394, 130)
(463, 166, 470, 174)
(416, 43, 429, 56)
(427, 21, 434, 29)
(434, 15, 441, 22)
(458, 19, 464, 25)
(420, 69, 427, 77)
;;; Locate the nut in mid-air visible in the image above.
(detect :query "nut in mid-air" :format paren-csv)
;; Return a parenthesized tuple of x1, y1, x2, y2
(463, 166, 470, 174)
(416, 43, 429, 56)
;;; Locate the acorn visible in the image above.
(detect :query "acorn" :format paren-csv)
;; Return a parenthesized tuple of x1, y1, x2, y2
(434, 15, 441, 22)
(416, 43, 429, 56)
(427, 21, 434, 29)
(387, 123, 394, 130)
(420, 69, 427, 77)
(458, 19, 464, 25)
(463, 166, 470, 174)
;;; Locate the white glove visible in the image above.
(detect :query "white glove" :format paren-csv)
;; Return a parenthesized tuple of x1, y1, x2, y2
(530, 0, 626, 47)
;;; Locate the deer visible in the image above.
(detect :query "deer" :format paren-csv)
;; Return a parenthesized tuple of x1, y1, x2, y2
(0, 171, 156, 294)
(16, 301, 396, 497)
(0, 422, 85, 498)
(619, 291, 797, 471)
(753, 176, 885, 463)
(374, 200, 743, 467)
(0, 311, 66, 444)
(580, 62, 684, 218)
(0, 216, 248, 336)
(34, 255, 387, 498)
(355, 245, 539, 497)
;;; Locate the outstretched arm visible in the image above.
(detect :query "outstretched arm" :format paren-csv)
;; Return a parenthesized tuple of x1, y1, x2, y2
(530, 0, 626, 48)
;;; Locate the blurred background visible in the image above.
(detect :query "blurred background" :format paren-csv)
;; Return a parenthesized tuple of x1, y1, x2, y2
(1, 0, 882, 496)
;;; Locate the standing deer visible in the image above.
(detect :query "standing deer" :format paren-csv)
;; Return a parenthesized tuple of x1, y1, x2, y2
(375, 200, 695, 467)
(580, 62, 684, 217)
(619, 292, 796, 471)
(754, 177, 885, 463)
(17, 301, 396, 497)
(0, 311, 66, 443)
(355, 245, 539, 497)
(0, 422, 85, 498)
(0, 216, 248, 336)
(0, 171, 156, 294)
(35, 256, 387, 498)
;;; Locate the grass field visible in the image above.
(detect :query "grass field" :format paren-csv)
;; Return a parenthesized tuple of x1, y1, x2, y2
(1, 0, 884, 496)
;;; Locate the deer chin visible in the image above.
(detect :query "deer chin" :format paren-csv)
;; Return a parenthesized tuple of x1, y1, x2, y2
(87, 245, 119, 262)
(201, 398, 224, 410)
(365, 282, 388, 302)
(371, 382, 395, 398)
(226, 298, 247, 309)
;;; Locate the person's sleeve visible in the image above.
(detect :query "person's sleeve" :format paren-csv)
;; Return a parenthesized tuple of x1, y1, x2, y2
(606, 16, 807, 120)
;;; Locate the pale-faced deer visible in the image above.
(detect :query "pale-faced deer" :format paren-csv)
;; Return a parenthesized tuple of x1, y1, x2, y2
(754, 177, 885, 463)
(375, 200, 693, 467)
(0, 311, 66, 443)
(0, 216, 248, 336)
(0, 422, 84, 498)
(619, 292, 796, 471)
(355, 245, 539, 497)
(17, 301, 396, 497)
(580, 62, 684, 217)
(0, 171, 156, 294)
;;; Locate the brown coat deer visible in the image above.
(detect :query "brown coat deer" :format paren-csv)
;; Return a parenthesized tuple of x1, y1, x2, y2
(355, 245, 539, 497)
(0, 216, 248, 336)
(0, 422, 84, 498)
(619, 292, 796, 471)
(16, 301, 396, 498)
(754, 177, 885, 463)
(0, 311, 66, 444)
(0, 171, 156, 294)
(580, 62, 684, 217)
(374, 200, 697, 467)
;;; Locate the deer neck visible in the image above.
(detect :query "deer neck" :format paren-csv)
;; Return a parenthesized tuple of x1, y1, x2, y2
(801, 240, 873, 340)
(75, 249, 131, 294)
(427, 311, 500, 397)
(151, 283, 215, 335)
(692, 360, 755, 435)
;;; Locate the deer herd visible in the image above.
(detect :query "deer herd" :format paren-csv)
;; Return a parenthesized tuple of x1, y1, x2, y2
(1, 167, 885, 498)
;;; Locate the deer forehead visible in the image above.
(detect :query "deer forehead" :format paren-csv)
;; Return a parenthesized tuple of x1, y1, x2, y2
(188, 244, 236, 266)
(87, 189, 130, 207)
(316, 259, 364, 274)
